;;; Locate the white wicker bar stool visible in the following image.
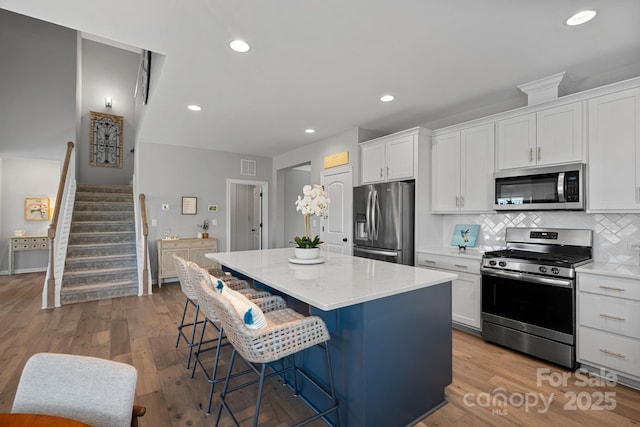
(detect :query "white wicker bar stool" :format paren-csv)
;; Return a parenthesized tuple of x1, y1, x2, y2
(188, 263, 283, 414)
(201, 281, 340, 427)
(173, 255, 253, 369)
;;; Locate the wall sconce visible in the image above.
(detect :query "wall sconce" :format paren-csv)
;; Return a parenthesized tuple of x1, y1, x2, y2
(105, 97, 113, 109)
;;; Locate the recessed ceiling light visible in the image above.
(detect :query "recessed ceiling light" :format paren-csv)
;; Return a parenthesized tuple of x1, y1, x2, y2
(187, 105, 202, 111)
(565, 10, 597, 26)
(380, 95, 395, 102)
(229, 40, 251, 53)
(305, 129, 315, 134)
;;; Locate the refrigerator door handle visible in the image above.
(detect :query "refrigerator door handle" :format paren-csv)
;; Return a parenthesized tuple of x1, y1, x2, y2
(354, 247, 399, 257)
(371, 190, 378, 240)
(374, 190, 381, 240)
(365, 190, 372, 238)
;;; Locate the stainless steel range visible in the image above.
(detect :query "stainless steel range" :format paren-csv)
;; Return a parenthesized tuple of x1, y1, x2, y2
(481, 227, 593, 368)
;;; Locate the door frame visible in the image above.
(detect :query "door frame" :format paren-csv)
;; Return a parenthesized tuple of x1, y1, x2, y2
(226, 179, 269, 252)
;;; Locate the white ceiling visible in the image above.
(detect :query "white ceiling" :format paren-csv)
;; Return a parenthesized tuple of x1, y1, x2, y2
(3, 0, 640, 157)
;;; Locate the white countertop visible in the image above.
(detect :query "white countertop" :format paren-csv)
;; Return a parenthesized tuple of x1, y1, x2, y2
(206, 248, 457, 311)
(576, 262, 640, 280)
(417, 246, 485, 260)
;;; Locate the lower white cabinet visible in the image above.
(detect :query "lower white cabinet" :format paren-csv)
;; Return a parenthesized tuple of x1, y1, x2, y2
(416, 251, 481, 330)
(577, 271, 640, 382)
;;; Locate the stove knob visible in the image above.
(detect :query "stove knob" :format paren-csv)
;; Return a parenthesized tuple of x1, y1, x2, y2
(489, 260, 497, 266)
(498, 261, 507, 267)
(551, 267, 560, 275)
(539, 266, 547, 273)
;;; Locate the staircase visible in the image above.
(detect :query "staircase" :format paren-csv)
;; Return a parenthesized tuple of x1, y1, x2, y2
(60, 184, 139, 305)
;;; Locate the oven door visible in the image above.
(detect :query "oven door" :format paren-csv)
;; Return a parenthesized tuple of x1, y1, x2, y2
(481, 270, 575, 345)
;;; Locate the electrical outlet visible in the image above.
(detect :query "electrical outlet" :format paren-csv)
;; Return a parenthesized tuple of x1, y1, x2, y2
(161, 203, 170, 210)
(151, 219, 157, 227)
(211, 219, 217, 226)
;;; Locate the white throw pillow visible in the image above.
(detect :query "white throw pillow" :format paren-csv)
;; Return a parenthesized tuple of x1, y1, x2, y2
(214, 279, 266, 329)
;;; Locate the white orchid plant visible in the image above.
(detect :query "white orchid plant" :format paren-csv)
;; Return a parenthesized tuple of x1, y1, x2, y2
(294, 184, 330, 248)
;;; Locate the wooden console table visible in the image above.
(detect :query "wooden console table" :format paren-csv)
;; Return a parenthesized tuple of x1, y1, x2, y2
(8, 235, 49, 275)
(156, 237, 217, 286)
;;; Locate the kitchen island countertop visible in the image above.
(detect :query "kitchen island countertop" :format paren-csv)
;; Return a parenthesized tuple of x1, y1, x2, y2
(206, 247, 457, 310)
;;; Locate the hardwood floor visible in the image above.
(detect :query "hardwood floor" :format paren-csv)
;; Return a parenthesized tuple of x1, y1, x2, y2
(1, 272, 638, 426)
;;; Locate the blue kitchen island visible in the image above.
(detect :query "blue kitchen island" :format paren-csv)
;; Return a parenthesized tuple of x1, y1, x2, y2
(206, 248, 456, 427)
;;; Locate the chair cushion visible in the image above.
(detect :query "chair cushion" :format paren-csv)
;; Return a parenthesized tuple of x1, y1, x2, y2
(214, 279, 267, 330)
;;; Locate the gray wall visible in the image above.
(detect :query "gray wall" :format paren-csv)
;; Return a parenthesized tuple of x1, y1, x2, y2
(0, 158, 60, 273)
(136, 142, 272, 279)
(79, 39, 139, 185)
(0, 10, 74, 273)
(284, 169, 311, 247)
(0, 9, 76, 159)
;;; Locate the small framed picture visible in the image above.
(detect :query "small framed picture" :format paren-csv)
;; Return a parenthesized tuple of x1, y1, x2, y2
(181, 196, 197, 215)
(451, 224, 480, 248)
(25, 197, 51, 220)
(207, 205, 218, 212)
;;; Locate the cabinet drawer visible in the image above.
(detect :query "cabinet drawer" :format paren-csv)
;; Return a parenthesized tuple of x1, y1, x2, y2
(579, 274, 640, 301)
(579, 292, 640, 339)
(158, 240, 188, 249)
(189, 240, 216, 249)
(416, 252, 480, 274)
(579, 327, 640, 379)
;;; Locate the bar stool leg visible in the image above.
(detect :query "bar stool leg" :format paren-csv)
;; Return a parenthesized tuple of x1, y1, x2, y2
(176, 298, 200, 369)
(252, 363, 268, 427)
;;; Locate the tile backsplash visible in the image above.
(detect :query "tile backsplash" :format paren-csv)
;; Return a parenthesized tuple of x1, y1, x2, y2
(442, 212, 640, 266)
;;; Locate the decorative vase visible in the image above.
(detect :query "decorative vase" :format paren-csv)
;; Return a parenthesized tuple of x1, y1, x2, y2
(294, 247, 320, 260)
(202, 232, 209, 239)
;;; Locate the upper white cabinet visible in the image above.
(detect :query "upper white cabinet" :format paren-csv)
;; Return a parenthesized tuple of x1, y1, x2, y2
(432, 123, 495, 213)
(587, 87, 640, 212)
(497, 102, 583, 170)
(360, 133, 415, 184)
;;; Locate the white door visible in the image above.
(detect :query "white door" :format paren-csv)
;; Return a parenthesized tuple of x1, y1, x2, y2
(321, 166, 353, 255)
(226, 179, 269, 252)
(252, 186, 262, 249)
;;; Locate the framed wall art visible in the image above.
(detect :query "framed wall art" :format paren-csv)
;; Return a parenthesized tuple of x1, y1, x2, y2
(182, 196, 197, 215)
(25, 197, 50, 221)
(90, 111, 123, 168)
(451, 224, 480, 248)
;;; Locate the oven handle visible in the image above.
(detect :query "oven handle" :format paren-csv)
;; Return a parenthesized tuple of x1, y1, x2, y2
(481, 269, 574, 288)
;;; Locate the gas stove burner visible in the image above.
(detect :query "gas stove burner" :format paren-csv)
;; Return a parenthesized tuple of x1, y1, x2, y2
(483, 249, 592, 267)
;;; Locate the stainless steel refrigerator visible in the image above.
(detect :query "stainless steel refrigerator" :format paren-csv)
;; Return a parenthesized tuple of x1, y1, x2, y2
(353, 181, 415, 265)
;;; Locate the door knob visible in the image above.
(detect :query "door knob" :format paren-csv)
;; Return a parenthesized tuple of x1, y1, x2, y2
(342, 238, 348, 242)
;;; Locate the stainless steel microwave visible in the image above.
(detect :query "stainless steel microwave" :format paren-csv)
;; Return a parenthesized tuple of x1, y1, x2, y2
(494, 163, 585, 211)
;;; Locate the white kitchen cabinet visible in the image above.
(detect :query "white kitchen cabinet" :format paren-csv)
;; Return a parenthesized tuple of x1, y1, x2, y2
(587, 87, 640, 212)
(360, 133, 415, 184)
(497, 102, 583, 170)
(416, 251, 481, 330)
(432, 123, 494, 213)
(497, 113, 536, 170)
(577, 271, 640, 382)
(536, 102, 583, 165)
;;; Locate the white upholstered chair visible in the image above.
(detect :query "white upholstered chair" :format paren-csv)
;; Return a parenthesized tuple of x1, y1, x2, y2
(11, 352, 144, 427)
